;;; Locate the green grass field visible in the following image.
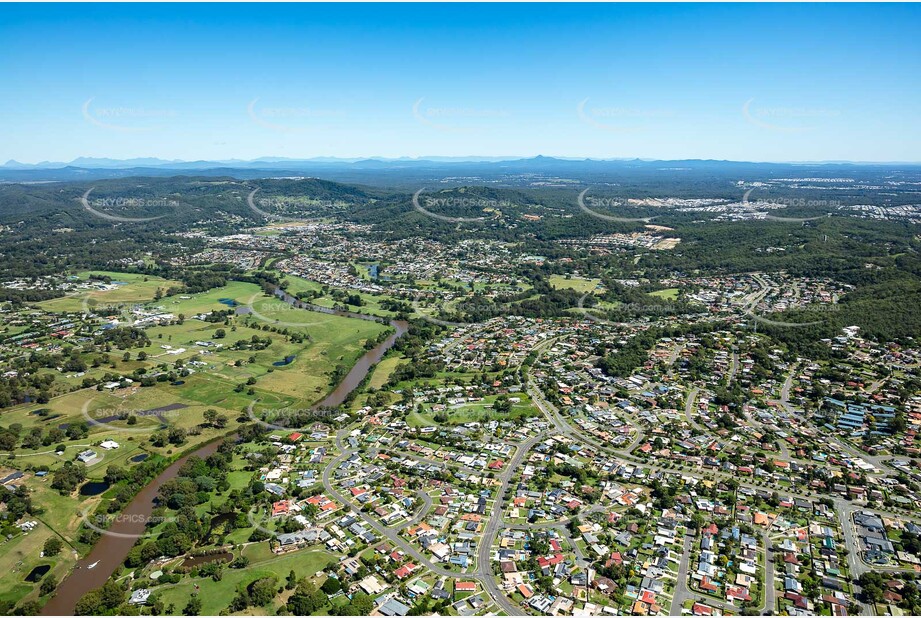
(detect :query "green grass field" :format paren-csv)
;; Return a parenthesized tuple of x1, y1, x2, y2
(407, 395, 538, 427)
(159, 281, 261, 315)
(367, 355, 404, 390)
(0, 520, 73, 608)
(548, 275, 602, 293)
(152, 548, 338, 615)
(39, 271, 184, 313)
(39, 279, 391, 411)
(1, 270, 402, 612)
(649, 288, 680, 300)
(278, 275, 324, 297)
(240, 298, 390, 402)
(277, 274, 400, 318)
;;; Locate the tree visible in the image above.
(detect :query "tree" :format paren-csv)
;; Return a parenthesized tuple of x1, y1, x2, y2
(167, 427, 187, 445)
(286, 581, 327, 615)
(183, 595, 202, 615)
(43, 536, 63, 556)
(98, 580, 126, 610)
(350, 592, 373, 616)
(247, 576, 278, 607)
(39, 573, 57, 597)
(51, 462, 86, 493)
(858, 572, 886, 604)
(690, 512, 706, 533)
(321, 577, 341, 594)
(14, 600, 41, 616)
(74, 590, 103, 616)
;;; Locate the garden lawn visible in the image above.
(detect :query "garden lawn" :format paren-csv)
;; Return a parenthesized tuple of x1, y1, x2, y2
(153, 549, 338, 615)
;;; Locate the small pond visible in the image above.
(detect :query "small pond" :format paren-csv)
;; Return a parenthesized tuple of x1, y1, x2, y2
(25, 564, 50, 582)
(181, 552, 233, 568)
(78, 481, 110, 496)
(210, 512, 236, 527)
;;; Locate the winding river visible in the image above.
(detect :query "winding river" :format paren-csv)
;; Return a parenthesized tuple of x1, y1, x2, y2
(42, 300, 408, 615)
(39, 439, 227, 615)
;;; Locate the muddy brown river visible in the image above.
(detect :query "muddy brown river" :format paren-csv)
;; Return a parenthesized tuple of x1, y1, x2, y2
(42, 309, 408, 615)
(313, 319, 408, 409)
(40, 438, 225, 615)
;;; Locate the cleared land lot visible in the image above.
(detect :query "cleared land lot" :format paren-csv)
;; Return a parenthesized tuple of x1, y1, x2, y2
(39, 271, 183, 313)
(548, 275, 602, 293)
(649, 287, 680, 300)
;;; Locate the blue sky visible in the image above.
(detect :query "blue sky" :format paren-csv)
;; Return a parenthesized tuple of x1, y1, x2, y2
(1, 3, 919, 163)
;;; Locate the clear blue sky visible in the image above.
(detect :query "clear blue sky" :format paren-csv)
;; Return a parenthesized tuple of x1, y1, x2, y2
(1, 3, 919, 163)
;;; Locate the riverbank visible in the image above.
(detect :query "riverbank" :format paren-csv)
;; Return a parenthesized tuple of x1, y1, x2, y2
(40, 433, 234, 615)
(40, 303, 409, 615)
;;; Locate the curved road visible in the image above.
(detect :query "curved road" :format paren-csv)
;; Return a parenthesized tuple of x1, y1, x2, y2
(324, 429, 535, 615)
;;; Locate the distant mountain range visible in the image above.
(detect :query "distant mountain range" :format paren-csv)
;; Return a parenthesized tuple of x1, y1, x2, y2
(2, 155, 919, 186)
(4, 155, 918, 170)
(2, 155, 585, 170)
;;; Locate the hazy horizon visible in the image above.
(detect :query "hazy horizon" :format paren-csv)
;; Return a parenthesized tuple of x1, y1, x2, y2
(2, 3, 919, 164)
(6, 154, 921, 168)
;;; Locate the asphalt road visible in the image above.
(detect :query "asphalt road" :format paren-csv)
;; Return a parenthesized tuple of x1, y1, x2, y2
(475, 433, 550, 616)
(318, 329, 916, 617)
(761, 528, 776, 615)
(670, 533, 695, 614)
(324, 428, 531, 615)
(527, 369, 921, 617)
(684, 386, 703, 431)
